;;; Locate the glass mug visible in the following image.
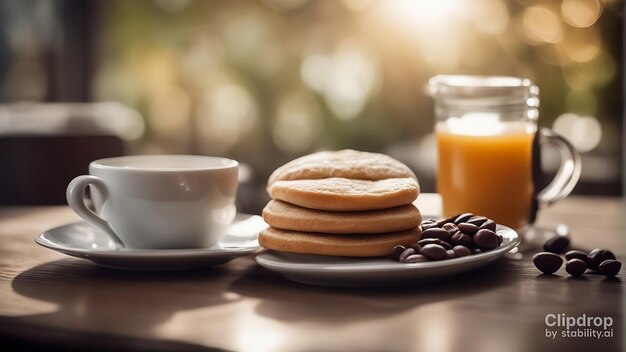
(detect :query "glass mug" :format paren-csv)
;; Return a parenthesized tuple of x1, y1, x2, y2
(427, 75, 581, 232)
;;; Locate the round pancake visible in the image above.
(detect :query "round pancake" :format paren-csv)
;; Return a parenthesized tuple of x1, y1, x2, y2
(268, 177, 419, 211)
(268, 149, 417, 186)
(263, 200, 422, 234)
(259, 227, 422, 257)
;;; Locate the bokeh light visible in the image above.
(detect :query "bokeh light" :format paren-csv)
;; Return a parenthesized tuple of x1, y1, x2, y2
(553, 113, 602, 152)
(143, 53, 178, 89)
(181, 38, 224, 87)
(0, 0, 620, 195)
(521, 5, 564, 44)
(272, 92, 322, 153)
(223, 12, 285, 77)
(148, 85, 192, 137)
(562, 49, 615, 89)
(378, 0, 461, 32)
(302, 41, 378, 120)
(374, 0, 468, 69)
(469, 0, 510, 35)
(197, 83, 258, 153)
(561, 0, 603, 28)
(557, 26, 601, 63)
(300, 53, 329, 93)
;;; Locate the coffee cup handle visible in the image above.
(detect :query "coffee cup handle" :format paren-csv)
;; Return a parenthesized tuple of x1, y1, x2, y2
(66, 175, 125, 248)
(537, 128, 582, 208)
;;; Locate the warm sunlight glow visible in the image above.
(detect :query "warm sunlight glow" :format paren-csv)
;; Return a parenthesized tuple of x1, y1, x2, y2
(381, 0, 460, 30)
(375, 0, 467, 70)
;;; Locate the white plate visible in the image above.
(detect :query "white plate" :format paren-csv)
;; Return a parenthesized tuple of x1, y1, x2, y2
(256, 225, 520, 287)
(36, 213, 267, 271)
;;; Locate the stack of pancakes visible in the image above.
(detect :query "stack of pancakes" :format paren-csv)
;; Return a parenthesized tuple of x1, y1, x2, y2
(259, 150, 422, 257)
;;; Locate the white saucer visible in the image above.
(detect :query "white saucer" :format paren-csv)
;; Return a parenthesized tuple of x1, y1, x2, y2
(256, 224, 520, 287)
(36, 213, 267, 270)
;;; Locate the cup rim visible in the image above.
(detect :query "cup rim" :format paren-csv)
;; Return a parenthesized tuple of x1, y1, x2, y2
(90, 155, 239, 172)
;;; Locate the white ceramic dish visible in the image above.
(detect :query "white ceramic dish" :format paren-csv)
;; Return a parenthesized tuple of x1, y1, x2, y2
(66, 155, 239, 249)
(36, 213, 266, 271)
(256, 224, 520, 287)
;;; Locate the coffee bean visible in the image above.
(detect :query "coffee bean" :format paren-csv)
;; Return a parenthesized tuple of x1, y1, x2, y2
(543, 235, 570, 253)
(390, 245, 406, 261)
(420, 222, 439, 231)
(497, 234, 503, 246)
(454, 213, 474, 224)
(399, 248, 416, 262)
(436, 218, 453, 227)
(409, 243, 422, 252)
(442, 223, 459, 235)
(453, 245, 471, 257)
(451, 232, 472, 247)
(403, 254, 429, 263)
(457, 222, 479, 235)
(437, 240, 453, 250)
(396, 213, 504, 264)
(417, 238, 439, 246)
(588, 249, 616, 271)
(478, 219, 496, 232)
(467, 216, 488, 227)
(533, 252, 563, 275)
(422, 228, 452, 242)
(473, 229, 499, 250)
(598, 260, 621, 277)
(565, 259, 587, 277)
(417, 238, 452, 250)
(438, 240, 453, 250)
(420, 219, 437, 229)
(564, 250, 588, 263)
(420, 244, 448, 261)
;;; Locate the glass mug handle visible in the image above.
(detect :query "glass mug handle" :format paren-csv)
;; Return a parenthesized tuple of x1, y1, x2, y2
(536, 128, 582, 208)
(66, 175, 125, 248)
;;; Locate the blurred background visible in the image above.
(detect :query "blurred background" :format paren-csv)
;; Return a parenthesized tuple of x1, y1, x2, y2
(0, 0, 622, 212)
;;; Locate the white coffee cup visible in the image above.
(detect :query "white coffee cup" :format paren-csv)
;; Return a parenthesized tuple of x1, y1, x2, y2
(66, 155, 238, 249)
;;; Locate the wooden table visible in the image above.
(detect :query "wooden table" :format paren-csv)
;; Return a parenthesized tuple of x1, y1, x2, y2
(0, 195, 623, 352)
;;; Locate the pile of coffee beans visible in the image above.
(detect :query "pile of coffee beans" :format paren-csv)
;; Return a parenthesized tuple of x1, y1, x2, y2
(391, 213, 503, 263)
(533, 235, 621, 277)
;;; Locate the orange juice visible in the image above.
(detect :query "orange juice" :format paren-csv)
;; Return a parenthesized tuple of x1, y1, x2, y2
(436, 120, 535, 230)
